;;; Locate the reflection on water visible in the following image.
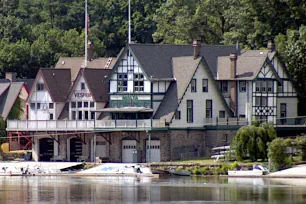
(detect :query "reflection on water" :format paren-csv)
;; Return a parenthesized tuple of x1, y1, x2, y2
(0, 176, 306, 203)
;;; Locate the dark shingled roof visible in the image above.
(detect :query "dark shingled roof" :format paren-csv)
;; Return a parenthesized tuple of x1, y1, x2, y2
(40, 69, 71, 102)
(83, 68, 111, 102)
(129, 44, 238, 79)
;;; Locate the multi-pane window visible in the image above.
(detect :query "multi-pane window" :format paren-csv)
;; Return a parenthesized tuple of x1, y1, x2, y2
(72, 111, 76, 120)
(255, 96, 267, 106)
(81, 82, 85, 90)
(187, 100, 193, 123)
(219, 110, 225, 118)
(84, 111, 89, 120)
(280, 103, 287, 124)
(36, 83, 44, 91)
(202, 79, 208, 92)
(239, 81, 246, 92)
(134, 81, 144, 92)
(261, 81, 267, 92)
(84, 102, 88, 108)
(267, 81, 273, 93)
(90, 102, 95, 108)
(118, 74, 128, 92)
(49, 103, 54, 109)
(134, 74, 144, 92)
(71, 102, 76, 108)
(255, 81, 260, 92)
(256, 81, 274, 93)
(221, 81, 228, 93)
(206, 100, 212, 118)
(277, 82, 283, 92)
(191, 79, 197, 92)
(175, 111, 181, 120)
(91, 112, 95, 120)
(78, 102, 82, 108)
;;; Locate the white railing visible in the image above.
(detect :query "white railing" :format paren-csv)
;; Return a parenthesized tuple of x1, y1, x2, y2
(7, 117, 254, 131)
(7, 119, 166, 131)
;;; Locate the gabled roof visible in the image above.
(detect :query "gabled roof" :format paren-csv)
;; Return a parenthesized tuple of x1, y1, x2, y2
(38, 69, 71, 102)
(0, 82, 24, 120)
(154, 57, 201, 121)
(67, 68, 110, 103)
(55, 57, 117, 81)
(154, 56, 232, 122)
(128, 44, 238, 80)
(217, 50, 278, 80)
(83, 69, 111, 102)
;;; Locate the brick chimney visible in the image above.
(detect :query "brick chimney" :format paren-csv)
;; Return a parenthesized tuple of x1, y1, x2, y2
(193, 40, 201, 59)
(267, 40, 275, 52)
(87, 41, 94, 61)
(229, 53, 237, 116)
(5, 72, 17, 82)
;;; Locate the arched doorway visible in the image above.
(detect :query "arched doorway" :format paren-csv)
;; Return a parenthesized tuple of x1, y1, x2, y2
(68, 137, 83, 162)
(146, 138, 160, 162)
(39, 138, 54, 161)
(122, 137, 137, 163)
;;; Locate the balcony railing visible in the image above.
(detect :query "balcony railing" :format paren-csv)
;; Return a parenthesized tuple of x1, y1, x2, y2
(7, 117, 306, 132)
(7, 119, 163, 131)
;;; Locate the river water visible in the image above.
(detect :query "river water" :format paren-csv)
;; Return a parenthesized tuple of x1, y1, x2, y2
(0, 176, 306, 204)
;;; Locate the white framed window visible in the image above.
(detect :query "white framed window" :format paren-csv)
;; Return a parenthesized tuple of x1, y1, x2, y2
(202, 79, 208, 92)
(191, 79, 197, 92)
(221, 81, 228, 93)
(175, 111, 181, 119)
(49, 103, 54, 109)
(81, 82, 86, 90)
(134, 81, 144, 92)
(36, 83, 44, 91)
(239, 81, 246, 92)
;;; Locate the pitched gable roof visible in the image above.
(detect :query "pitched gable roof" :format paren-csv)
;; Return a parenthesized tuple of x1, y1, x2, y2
(154, 57, 201, 121)
(83, 69, 110, 102)
(0, 82, 24, 120)
(55, 57, 117, 81)
(154, 56, 233, 122)
(129, 44, 238, 80)
(217, 50, 278, 80)
(39, 69, 71, 102)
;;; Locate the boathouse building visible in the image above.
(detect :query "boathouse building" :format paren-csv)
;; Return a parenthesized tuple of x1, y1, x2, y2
(6, 41, 300, 162)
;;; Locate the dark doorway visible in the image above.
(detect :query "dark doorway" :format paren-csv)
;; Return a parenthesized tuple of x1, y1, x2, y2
(39, 138, 54, 161)
(70, 137, 83, 162)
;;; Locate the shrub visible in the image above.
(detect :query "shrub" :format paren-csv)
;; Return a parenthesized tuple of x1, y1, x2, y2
(268, 138, 291, 171)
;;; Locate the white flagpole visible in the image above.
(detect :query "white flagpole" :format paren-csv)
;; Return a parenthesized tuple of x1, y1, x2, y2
(128, 0, 131, 44)
(85, 0, 88, 68)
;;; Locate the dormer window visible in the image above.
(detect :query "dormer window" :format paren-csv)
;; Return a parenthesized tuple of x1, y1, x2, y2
(37, 83, 44, 91)
(81, 82, 85, 90)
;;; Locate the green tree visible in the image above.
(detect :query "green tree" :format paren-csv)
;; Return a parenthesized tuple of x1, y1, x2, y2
(268, 138, 290, 171)
(231, 122, 276, 162)
(275, 26, 306, 114)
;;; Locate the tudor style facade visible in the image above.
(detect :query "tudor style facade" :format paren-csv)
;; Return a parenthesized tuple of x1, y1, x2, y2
(6, 41, 302, 163)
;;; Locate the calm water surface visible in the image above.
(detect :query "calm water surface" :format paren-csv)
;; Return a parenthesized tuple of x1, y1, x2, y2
(0, 176, 306, 204)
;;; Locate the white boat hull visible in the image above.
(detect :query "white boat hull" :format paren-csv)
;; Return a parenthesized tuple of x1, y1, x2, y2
(228, 170, 263, 176)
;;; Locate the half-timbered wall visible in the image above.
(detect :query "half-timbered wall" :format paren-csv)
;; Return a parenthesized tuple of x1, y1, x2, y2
(109, 51, 151, 94)
(28, 76, 55, 120)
